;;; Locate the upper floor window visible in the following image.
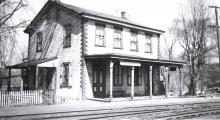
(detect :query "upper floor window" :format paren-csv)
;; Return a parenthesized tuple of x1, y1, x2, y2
(36, 32, 43, 52)
(46, 10, 51, 24)
(63, 24, 71, 48)
(95, 25, 105, 46)
(145, 35, 152, 53)
(127, 67, 142, 86)
(130, 32, 138, 51)
(56, 9, 61, 21)
(114, 29, 122, 49)
(113, 63, 123, 86)
(61, 63, 70, 88)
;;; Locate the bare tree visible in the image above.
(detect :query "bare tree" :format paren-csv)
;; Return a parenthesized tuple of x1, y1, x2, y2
(161, 28, 178, 61)
(173, 0, 215, 95)
(160, 27, 179, 96)
(0, 0, 28, 67)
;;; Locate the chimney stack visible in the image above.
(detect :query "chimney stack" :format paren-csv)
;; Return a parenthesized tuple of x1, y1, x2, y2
(121, 11, 130, 19)
(121, 11, 127, 19)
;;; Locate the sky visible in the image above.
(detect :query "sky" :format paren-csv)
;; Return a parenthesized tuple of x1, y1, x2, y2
(15, 0, 220, 60)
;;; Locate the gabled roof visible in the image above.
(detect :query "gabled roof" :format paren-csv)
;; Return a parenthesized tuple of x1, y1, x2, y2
(24, 1, 165, 34)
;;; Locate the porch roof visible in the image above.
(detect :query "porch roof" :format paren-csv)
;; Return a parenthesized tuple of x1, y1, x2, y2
(7, 57, 57, 69)
(84, 54, 185, 67)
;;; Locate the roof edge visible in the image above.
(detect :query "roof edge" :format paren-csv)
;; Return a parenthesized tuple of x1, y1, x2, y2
(82, 14, 165, 34)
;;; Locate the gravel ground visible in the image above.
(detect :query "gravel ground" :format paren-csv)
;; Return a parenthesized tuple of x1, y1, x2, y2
(99, 114, 220, 120)
(189, 113, 220, 120)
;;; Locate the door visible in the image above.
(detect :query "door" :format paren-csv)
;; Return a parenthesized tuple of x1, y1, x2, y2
(145, 68, 150, 96)
(93, 64, 105, 98)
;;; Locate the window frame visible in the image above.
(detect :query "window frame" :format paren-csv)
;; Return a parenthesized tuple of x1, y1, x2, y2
(60, 62, 70, 88)
(95, 25, 105, 47)
(56, 9, 61, 21)
(127, 67, 131, 86)
(36, 32, 43, 52)
(113, 63, 123, 86)
(45, 9, 51, 25)
(130, 32, 138, 51)
(113, 29, 123, 49)
(145, 34, 152, 53)
(63, 24, 72, 48)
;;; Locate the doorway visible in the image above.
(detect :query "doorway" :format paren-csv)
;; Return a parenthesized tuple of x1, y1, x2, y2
(93, 64, 106, 98)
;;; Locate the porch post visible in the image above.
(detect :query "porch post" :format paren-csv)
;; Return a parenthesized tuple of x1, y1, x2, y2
(109, 61, 114, 101)
(179, 67, 182, 96)
(20, 79, 23, 91)
(7, 68, 11, 91)
(35, 67, 38, 89)
(131, 66, 134, 100)
(165, 67, 170, 98)
(149, 66, 153, 99)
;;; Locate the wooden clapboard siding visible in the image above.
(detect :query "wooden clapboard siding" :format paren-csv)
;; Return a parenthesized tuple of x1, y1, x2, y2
(26, 2, 163, 99)
(85, 20, 159, 59)
(27, 6, 83, 99)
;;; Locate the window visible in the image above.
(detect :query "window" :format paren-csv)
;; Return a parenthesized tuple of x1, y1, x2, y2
(56, 9, 61, 21)
(36, 32, 42, 52)
(46, 13, 50, 20)
(95, 25, 105, 46)
(63, 24, 71, 48)
(130, 32, 138, 51)
(113, 63, 123, 86)
(46, 10, 50, 25)
(134, 67, 142, 86)
(114, 29, 122, 49)
(21, 69, 27, 76)
(61, 63, 70, 87)
(127, 67, 131, 86)
(145, 35, 152, 53)
(127, 67, 142, 86)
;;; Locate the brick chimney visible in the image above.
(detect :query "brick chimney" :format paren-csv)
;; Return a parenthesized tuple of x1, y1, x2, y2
(121, 11, 130, 19)
(121, 11, 127, 19)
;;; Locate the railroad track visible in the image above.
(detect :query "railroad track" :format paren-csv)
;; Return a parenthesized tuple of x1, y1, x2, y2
(1, 101, 220, 120)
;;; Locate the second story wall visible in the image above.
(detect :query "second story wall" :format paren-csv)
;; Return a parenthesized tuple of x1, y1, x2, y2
(84, 20, 160, 59)
(28, 6, 82, 61)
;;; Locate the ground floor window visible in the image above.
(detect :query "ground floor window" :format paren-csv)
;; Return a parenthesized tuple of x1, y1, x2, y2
(113, 63, 123, 86)
(60, 63, 70, 88)
(127, 67, 142, 86)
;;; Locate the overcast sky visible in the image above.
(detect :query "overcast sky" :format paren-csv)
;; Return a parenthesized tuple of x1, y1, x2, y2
(16, 0, 220, 60)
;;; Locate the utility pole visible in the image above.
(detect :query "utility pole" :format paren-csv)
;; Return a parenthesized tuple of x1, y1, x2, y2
(209, 6, 220, 67)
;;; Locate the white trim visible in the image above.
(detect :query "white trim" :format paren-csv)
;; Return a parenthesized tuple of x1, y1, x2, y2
(37, 59, 58, 67)
(120, 61, 141, 67)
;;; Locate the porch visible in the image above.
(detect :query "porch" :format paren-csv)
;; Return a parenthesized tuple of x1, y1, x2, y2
(85, 54, 184, 101)
(7, 57, 58, 91)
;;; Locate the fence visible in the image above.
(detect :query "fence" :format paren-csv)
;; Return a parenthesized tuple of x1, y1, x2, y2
(56, 94, 76, 103)
(0, 90, 77, 107)
(0, 90, 53, 107)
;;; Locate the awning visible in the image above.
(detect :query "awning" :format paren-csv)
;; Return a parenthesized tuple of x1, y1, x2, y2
(8, 57, 57, 69)
(84, 53, 185, 67)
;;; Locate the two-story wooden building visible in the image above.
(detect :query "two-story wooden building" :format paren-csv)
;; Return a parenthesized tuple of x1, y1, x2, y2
(10, 0, 184, 101)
